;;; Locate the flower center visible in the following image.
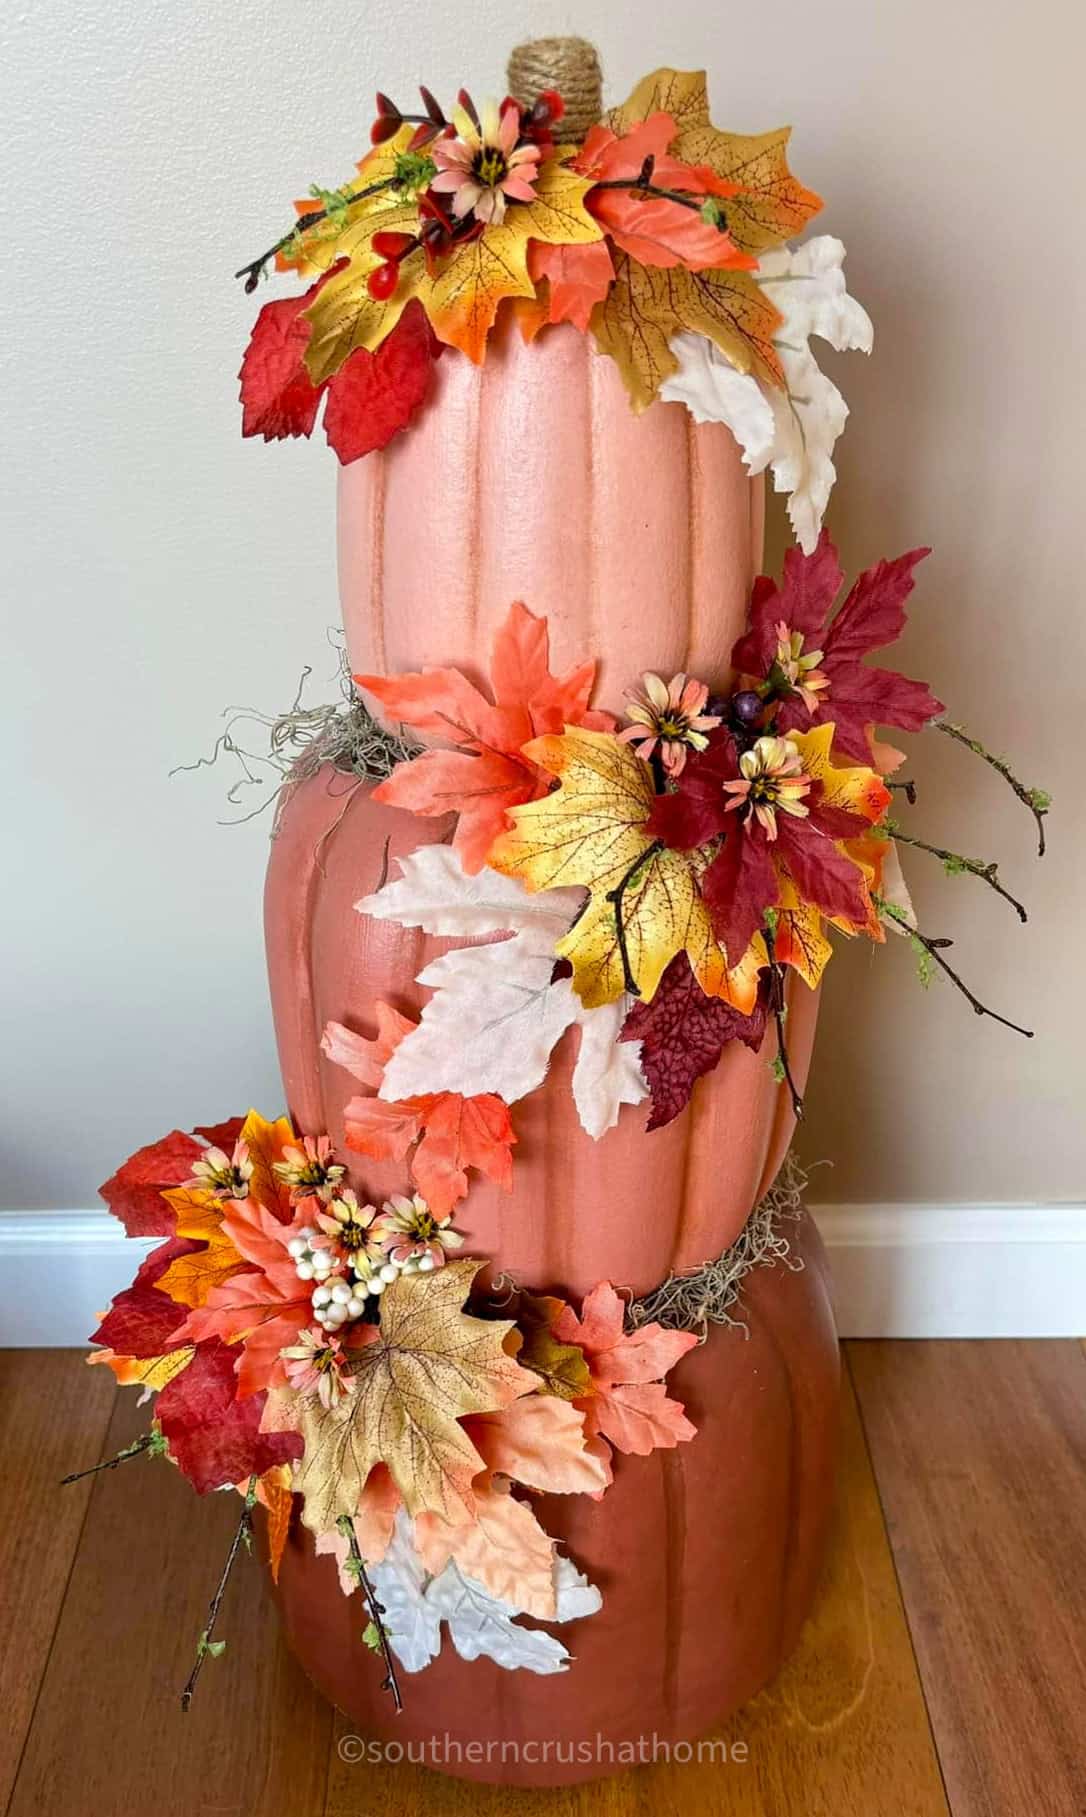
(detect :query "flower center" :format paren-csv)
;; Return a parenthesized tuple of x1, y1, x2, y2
(474, 147, 508, 187)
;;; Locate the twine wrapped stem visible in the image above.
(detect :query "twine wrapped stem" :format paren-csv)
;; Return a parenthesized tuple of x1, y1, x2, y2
(507, 37, 603, 140)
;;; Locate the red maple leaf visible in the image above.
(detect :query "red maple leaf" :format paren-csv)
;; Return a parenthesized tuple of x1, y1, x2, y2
(90, 1235, 203, 1355)
(99, 1132, 205, 1237)
(323, 301, 441, 463)
(240, 275, 438, 461)
(731, 533, 943, 764)
(357, 602, 613, 873)
(155, 1339, 301, 1494)
(622, 955, 768, 1128)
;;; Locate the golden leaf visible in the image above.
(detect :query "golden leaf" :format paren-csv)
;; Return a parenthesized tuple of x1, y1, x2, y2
(238, 1109, 297, 1219)
(154, 1186, 243, 1308)
(290, 1261, 537, 1535)
(87, 1346, 194, 1392)
(514, 1293, 593, 1401)
(591, 251, 784, 411)
(609, 68, 822, 255)
(773, 889, 833, 989)
(489, 728, 761, 1012)
(303, 148, 603, 378)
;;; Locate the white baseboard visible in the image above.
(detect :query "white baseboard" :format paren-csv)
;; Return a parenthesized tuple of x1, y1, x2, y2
(1, 1204, 1083, 1345)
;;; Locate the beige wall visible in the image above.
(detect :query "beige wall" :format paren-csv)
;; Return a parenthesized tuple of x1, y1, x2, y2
(2, 0, 1082, 1208)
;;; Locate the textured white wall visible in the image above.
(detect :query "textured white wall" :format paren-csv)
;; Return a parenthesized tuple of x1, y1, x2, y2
(2, 0, 1082, 1209)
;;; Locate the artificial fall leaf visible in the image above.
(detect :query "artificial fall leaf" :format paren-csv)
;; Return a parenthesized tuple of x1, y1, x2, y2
(608, 69, 822, 256)
(237, 1109, 297, 1222)
(322, 301, 441, 464)
(576, 114, 751, 273)
(287, 1261, 537, 1534)
(416, 1478, 558, 1618)
(90, 1236, 204, 1357)
(87, 1345, 194, 1395)
(590, 248, 784, 413)
(771, 892, 835, 989)
(662, 238, 873, 552)
(489, 726, 762, 1012)
(512, 1292, 593, 1402)
(326, 1001, 516, 1214)
(526, 239, 615, 331)
(465, 1396, 609, 1497)
(732, 533, 943, 764)
(302, 150, 604, 380)
(155, 1338, 301, 1495)
(359, 600, 611, 875)
(553, 1282, 698, 1462)
(239, 278, 328, 442)
(357, 845, 646, 1139)
(258, 1467, 294, 1584)
(168, 1197, 313, 1396)
(621, 954, 769, 1129)
(156, 1186, 246, 1309)
(98, 1130, 205, 1237)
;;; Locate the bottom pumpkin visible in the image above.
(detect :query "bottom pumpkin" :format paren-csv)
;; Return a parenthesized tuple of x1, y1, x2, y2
(270, 1209, 839, 1788)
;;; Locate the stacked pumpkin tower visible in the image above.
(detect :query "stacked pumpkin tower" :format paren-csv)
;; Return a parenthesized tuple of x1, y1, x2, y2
(84, 32, 1041, 1790)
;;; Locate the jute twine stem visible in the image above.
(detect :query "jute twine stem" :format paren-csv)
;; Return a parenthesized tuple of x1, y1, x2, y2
(507, 37, 603, 140)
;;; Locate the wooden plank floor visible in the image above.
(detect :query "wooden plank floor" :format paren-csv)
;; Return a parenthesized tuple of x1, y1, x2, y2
(2, 1342, 1082, 1817)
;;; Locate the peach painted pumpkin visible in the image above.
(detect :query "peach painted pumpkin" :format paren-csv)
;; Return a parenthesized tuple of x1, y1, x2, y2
(264, 319, 838, 1779)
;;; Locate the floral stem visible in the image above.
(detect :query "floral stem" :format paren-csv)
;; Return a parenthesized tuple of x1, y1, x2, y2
(605, 842, 663, 997)
(891, 830, 1028, 922)
(234, 179, 396, 291)
(763, 925, 805, 1121)
(336, 1516, 403, 1713)
(591, 154, 725, 221)
(874, 894, 1034, 1038)
(180, 1476, 258, 1713)
(934, 719, 1049, 858)
(888, 778, 918, 804)
(61, 1429, 162, 1485)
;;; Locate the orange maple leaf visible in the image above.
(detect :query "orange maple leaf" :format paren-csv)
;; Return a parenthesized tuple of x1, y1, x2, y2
(552, 1281, 699, 1474)
(575, 113, 753, 273)
(356, 601, 613, 874)
(322, 1005, 516, 1214)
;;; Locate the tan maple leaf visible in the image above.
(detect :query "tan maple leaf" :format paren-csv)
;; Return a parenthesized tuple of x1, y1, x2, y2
(287, 1261, 538, 1535)
(608, 68, 822, 256)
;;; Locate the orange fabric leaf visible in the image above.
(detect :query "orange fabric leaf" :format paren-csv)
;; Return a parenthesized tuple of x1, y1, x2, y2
(464, 1397, 610, 1497)
(527, 240, 615, 332)
(415, 1477, 558, 1618)
(554, 1281, 698, 1461)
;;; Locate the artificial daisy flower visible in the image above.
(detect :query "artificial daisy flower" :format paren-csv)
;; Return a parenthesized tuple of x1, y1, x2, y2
(771, 621, 831, 714)
(618, 672, 722, 777)
(281, 1327, 354, 1410)
(375, 1194, 464, 1271)
(273, 1134, 346, 1206)
(430, 95, 541, 226)
(721, 734, 812, 840)
(314, 1190, 383, 1276)
(190, 1139, 252, 1200)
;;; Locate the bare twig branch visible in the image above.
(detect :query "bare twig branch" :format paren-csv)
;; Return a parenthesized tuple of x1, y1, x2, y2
(336, 1515, 403, 1713)
(763, 923, 804, 1120)
(935, 719, 1049, 857)
(874, 894, 1034, 1038)
(891, 829, 1028, 922)
(605, 843, 663, 997)
(61, 1429, 162, 1486)
(181, 1477, 258, 1712)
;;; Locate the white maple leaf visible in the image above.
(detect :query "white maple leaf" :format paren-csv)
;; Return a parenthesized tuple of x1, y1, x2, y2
(660, 235, 872, 554)
(357, 847, 647, 1140)
(370, 1511, 602, 1676)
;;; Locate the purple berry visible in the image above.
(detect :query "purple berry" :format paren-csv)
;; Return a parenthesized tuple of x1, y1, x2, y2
(731, 690, 763, 725)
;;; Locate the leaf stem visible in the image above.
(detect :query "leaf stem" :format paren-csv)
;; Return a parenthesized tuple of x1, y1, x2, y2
(605, 842, 663, 997)
(180, 1476, 258, 1713)
(336, 1515, 403, 1713)
(763, 924, 805, 1121)
(234, 178, 396, 291)
(934, 719, 1049, 857)
(891, 829, 1028, 922)
(874, 894, 1034, 1038)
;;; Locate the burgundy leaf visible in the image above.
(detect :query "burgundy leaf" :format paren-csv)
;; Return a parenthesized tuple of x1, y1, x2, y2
(623, 956, 768, 1128)
(90, 1237, 203, 1355)
(701, 826, 780, 964)
(775, 817, 871, 927)
(156, 1339, 302, 1494)
(323, 300, 440, 464)
(191, 1117, 246, 1151)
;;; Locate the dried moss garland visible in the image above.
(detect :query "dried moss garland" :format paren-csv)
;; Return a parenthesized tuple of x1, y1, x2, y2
(625, 1152, 808, 1337)
(174, 645, 418, 829)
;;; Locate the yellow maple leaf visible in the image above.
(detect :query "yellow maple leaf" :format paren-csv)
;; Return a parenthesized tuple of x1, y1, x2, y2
(238, 1109, 297, 1218)
(302, 148, 603, 379)
(591, 249, 784, 411)
(156, 1187, 244, 1308)
(286, 1261, 537, 1535)
(87, 1346, 194, 1392)
(489, 727, 762, 1012)
(608, 68, 822, 255)
(280, 128, 419, 281)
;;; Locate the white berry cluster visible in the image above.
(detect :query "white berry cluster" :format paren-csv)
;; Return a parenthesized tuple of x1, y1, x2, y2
(286, 1223, 399, 1332)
